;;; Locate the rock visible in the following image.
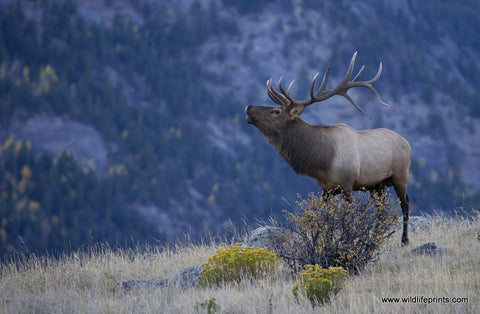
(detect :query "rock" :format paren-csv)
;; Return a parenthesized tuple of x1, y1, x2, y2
(410, 242, 447, 256)
(169, 265, 205, 289)
(115, 265, 205, 292)
(245, 226, 288, 250)
(114, 279, 168, 292)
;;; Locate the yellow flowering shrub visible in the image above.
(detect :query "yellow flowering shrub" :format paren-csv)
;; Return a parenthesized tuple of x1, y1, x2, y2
(199, 243, 277, 286)
(292, 265, 347, 306)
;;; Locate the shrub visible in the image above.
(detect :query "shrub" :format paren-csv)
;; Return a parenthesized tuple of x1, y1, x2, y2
(292, 265, 348, 306)
(199, 243, 277, 286)
(273, 192, 398, 273)
(194, 297, 220, 314)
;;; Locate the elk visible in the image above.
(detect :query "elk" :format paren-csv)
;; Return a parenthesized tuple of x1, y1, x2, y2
(246, 52, 412, 245)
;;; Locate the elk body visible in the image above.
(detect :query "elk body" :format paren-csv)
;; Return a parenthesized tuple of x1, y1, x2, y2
(246, 52, 412, 245)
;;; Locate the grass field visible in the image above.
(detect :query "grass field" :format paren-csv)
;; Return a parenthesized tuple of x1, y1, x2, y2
(1, 214, 479, 313)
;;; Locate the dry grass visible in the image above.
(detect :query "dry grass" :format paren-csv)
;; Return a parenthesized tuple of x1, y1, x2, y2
(1, 214, 479, 313)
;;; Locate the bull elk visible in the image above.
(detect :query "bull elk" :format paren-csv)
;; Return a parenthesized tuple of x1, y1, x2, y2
(245, 52, 412, 245)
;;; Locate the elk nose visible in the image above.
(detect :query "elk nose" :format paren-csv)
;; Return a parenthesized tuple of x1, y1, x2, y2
(245, 105, 251, 113)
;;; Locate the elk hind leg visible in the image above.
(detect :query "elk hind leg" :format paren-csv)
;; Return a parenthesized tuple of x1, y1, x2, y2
(393, 182, 410, 246)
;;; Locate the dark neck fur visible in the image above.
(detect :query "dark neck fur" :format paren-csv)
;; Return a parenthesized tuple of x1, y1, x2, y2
(267, 119, 332, 175)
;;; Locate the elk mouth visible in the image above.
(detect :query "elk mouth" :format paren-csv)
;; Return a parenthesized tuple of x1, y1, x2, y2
(245, 106, 256, 124)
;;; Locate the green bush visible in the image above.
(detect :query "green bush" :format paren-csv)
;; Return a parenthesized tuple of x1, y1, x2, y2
(199, 243, 277, 286)
(194, 297, 220, 314)
(292, 265, 348, 306)
(273, 193, 398, 274)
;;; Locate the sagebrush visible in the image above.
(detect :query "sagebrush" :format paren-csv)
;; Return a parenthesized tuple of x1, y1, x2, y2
(292, 265, 348, 306)
(199, 243, 278, 286)
(273, 192, 398, 273)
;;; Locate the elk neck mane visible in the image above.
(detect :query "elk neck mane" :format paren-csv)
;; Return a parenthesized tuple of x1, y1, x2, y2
(266, 118, 334, 176)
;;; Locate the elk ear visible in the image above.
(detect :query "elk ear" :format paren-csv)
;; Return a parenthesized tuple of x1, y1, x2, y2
(289, 105, 305, 118)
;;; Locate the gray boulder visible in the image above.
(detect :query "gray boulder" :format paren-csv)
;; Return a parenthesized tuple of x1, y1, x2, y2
(115, 265, 205, 292)
(410, 242, 447, 256)
(169, 265, 205, 289)
(244, 226, 288, 250)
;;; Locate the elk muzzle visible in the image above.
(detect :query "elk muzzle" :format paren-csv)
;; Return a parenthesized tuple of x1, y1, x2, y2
(245, 105, 256, 124)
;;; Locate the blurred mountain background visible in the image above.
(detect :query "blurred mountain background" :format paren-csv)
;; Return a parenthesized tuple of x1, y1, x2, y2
(1, 0, 479, 258)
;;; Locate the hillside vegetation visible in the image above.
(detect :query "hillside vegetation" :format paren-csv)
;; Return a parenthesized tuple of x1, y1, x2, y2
(0, 215, 479, 313)
(1, 0, 480, 257)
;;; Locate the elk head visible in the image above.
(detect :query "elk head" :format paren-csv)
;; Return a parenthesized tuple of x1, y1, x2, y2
(246, 51, 389, 133)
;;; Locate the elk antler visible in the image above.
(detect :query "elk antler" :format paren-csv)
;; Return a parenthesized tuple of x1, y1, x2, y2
(266, 51, 389, 115)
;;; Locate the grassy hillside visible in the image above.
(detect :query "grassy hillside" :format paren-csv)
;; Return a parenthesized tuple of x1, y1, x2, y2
(1, 214, 478, 313)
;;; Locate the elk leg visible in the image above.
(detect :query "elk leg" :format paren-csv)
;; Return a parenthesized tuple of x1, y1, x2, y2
(393, 184, 410, 246)
(400, 194, 410, 246)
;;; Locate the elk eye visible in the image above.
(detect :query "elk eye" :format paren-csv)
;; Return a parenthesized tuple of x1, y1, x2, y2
(272, 109, 281, 114)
